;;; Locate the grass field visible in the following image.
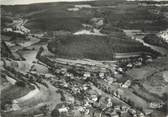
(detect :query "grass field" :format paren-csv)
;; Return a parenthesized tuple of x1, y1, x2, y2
(127, 57, 168, 98)
(1, 82, 34, 110)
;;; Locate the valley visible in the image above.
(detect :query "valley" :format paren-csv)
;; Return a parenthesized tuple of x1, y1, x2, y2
(1, 0, 168, 117)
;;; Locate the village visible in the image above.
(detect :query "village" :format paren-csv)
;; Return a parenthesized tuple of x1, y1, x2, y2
(1, 39, 164, 117)
(1, 2, 168, 117)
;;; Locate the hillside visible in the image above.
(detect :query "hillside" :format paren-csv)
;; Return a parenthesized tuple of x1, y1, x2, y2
(1, 0, 168, 33)
(1, 0, 166, 60)
(48, 35, 159, 60)
(143, 34, 168, 49)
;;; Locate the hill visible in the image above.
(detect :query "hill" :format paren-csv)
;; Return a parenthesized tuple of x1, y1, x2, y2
(1, 0, 168, 33)
(47, 35, 159, 60)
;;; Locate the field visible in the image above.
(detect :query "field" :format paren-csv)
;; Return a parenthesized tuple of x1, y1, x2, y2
(127, 57, 168, 98)
(1, 80, 34, 110)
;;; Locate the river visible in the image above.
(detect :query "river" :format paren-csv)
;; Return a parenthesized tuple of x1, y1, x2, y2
(135, 35, 168, 56)
(123, 30, 168, 56)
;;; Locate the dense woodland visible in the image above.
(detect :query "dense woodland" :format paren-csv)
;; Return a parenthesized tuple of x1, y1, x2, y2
(143, 34, 168, 49)
(48, 35, 159, 60)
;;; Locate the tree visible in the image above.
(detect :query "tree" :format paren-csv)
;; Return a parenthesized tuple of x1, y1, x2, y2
(162, 93, 168, 101)
(162, 93, 168, 113)
(40, 105, 49, 116)
(15, 81, 26, 87)
(51, 109, 60, 117)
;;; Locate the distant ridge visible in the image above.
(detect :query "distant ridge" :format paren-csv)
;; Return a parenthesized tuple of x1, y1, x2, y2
(1, 0, 95, 5)
(127, 0, 168, 1)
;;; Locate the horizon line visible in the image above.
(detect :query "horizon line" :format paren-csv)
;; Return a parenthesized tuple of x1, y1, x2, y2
(0, 0, 96, 5)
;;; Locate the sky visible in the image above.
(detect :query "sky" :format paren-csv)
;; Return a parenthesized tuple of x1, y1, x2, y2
(1, 0, 168, 5)
(0, 0, 95, 5)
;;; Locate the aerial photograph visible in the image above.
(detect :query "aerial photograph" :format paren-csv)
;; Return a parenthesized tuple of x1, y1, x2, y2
(0, 0, 168, 117)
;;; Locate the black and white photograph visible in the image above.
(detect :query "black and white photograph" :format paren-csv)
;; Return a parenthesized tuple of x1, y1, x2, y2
(1, 0, 168, 117)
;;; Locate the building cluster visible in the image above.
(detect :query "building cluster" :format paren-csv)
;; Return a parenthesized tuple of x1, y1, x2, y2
(158, 29, 168, 43)
(67, 4, 92, 12)
(35, 52, 158, 117)
(1, 47, 164, 117)
(29, 71, 138, 117)
(90, 17, 104, 29)
(3, 19, 30, 35)
(116, 54, 153, 73)
(1, 43, 163, 117)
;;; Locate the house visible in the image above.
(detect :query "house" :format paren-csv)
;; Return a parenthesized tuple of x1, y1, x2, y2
(33, 114, 44, 117)
(99, 72, 105, 78)
(137, 112, 145, 117)
(146, 56, 153, 62)
(83, 84, 90, 90)
(61, 68, 67, 72)
(67, 8, 79, 11)
(114, 53, 141, 62)
(45, 73, 55, 78)
(20, 26, 30, 34)
(128, 108, 136, 115)
(75, 4, 92, 9)
(3, 28, 13, 32)
(78, 106, 86, 113)
(66, 96, 75, 104)
(133, 114, 138, 117)
(106, 76, 114, 84)
(82, 24, 92, 29)
(53, 30, 71, 36)
(134, 61, 142, 67)
(12, 103, 20, 111)
(143, 109, 153, 115)
(121, 105, 129, 112)
(58, 107, 69, 113)
(3, 103, 12, 112)
(85, 109, 90, 115)
(105, 109, 119, 117)
(138, 57, 143, 62)
(32, 33, 44, 38)
(146, 58, 153, 62)
(106, 98, 113, 107)
(127, 63, 133, 68)
(118, 67, 123, 73)
(122, 80, 131, 88)
(114, 105, 121, 112)
(90, 94, 98, 102)
(149, 102, 163, 109)
(114, 91, 118, 97)
(83, 72, 91, 78)
(90, 18, 104, 28)
(65, 72, 73, 77)
(14, 30, 24, 35)
(111, 114, 119, 117)
(84, 101, 91, 107)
